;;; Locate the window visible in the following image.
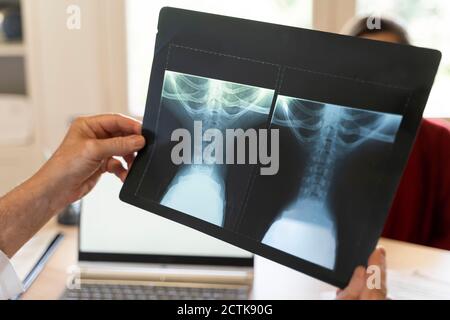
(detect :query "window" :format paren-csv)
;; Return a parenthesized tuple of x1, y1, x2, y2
(357, 0, 450, 117)
(126, 0, 312, 116)
(126, 1, 448, 118)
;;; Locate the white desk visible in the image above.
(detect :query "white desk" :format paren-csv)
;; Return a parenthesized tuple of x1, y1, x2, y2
(17, 218, 450, 300)
(254, 238, 450, 299)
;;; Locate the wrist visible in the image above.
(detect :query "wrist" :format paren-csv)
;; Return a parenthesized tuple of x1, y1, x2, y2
(31, 160, 71, 215)
(0, 166, 65, 256)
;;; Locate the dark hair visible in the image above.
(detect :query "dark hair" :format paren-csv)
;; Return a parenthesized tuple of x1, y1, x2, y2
(342, 16, 411, 45)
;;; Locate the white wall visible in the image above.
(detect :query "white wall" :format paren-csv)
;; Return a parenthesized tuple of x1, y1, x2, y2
(31, 0, 109, 153)
(0, 0, 127, 195)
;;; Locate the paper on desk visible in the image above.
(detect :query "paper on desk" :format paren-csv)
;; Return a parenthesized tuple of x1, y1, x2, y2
(388, 270, 450, 300)
(10, 229, 60, 282)
(319, 269, 450, 300)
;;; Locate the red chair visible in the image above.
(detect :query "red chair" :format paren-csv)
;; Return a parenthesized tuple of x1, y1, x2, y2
(383, 119, 450, 250)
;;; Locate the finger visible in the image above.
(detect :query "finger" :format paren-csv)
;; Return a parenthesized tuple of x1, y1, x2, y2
(336, 266, 366, 300)
(123, 153, 136, 170)
(85, 114, 142, 138)
(105, 158, 128, 182)
(78, 169, 103, 199)
(88, 135, 145, 160)
(367, 248, 387, 286)
(368, 247, 386, 274)
(363, 247, 387, 300)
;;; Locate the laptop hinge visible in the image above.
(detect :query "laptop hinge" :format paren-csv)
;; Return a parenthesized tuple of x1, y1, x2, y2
(74, 263, 253, 286)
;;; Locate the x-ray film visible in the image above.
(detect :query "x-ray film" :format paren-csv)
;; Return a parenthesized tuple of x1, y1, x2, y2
(120, 7, 441, 287)
(159, 71, 274, 227)
(259, 97, 402, 269)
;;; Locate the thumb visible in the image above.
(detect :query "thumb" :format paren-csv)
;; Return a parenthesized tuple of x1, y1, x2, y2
(89, 135, 145, 160)
(336, 266, 366, 300)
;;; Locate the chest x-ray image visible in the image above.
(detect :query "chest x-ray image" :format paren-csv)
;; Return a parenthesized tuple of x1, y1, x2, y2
(158, 71, 274, 227)
(255, 96, 403, 269)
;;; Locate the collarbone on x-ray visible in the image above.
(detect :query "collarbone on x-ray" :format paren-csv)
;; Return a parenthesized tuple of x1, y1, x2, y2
(165, 71, 278, 170)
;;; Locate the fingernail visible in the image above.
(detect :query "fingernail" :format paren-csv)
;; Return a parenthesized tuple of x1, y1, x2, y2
(132, 135, 145, 148)
(356, 266, 366, 277)
(352, 266, 365, 279)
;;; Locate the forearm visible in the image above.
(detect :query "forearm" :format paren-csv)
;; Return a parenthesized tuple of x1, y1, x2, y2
(0, 114, 144, 258)
(0, 167, 65, 257)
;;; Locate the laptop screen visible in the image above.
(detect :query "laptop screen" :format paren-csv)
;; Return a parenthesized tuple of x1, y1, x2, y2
(79, 174, 253, 266)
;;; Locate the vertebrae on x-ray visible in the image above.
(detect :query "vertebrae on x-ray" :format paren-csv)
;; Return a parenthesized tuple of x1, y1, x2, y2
(160, 71, 274, 227)
(261, 97, 402, 269)
(162, 71, 273, 164)
(273, 96, 402, 202)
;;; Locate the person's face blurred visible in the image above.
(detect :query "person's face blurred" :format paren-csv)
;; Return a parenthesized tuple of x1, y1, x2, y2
(359, 31, 402, 44)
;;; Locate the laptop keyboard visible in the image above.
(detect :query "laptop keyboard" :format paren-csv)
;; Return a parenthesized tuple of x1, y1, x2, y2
(61, 283, 249, 300)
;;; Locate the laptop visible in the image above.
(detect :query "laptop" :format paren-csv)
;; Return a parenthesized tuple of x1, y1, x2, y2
(61, 174, 253, 300)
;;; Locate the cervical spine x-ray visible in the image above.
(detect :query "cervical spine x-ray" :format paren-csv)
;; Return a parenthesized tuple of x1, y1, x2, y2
(262, 96, 402, 269)
(152, 70, 402, 271)
(160, 71, 274, 226)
